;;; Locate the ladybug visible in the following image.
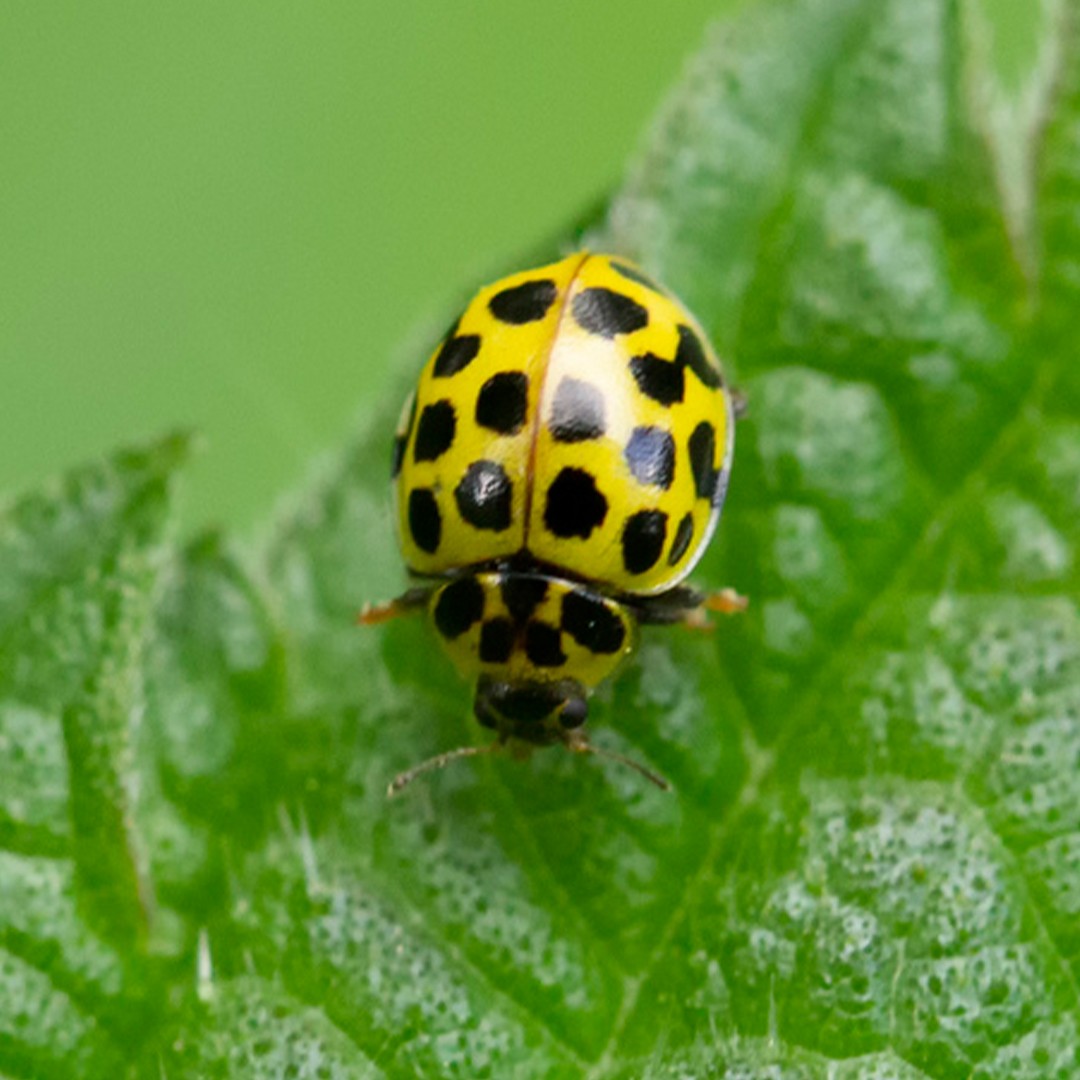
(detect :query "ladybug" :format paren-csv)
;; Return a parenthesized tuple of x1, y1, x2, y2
(362, 252, 746, 794)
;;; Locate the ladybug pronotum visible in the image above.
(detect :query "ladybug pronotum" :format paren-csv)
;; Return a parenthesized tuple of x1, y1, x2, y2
(362, 252, 746, 794)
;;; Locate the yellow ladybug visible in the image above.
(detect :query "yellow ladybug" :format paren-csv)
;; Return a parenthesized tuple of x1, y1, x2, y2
(362, 253, 746, 794)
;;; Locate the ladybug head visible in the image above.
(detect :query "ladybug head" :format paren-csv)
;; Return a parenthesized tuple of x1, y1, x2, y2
(385, 674, 669, 798)
(473, 674, 588, 745)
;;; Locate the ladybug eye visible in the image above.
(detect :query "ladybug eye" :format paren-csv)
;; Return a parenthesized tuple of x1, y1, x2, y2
(474, 694, 499, 730)
(559, 696, 588, 729)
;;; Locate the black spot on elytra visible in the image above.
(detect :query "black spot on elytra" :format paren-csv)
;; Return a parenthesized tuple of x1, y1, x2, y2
(622, 510, 667, 574)
(571, 287, 648, 338)
(624, 426, 675, 489)
(433, 331, 481, 378)
(688, 421, 718, 501)
(628, 327, 722, 407)
(479, 617, 514, 663)
(544, 468, 608, 539)
(525, 621, 566, 667)
(408, 488, 441, 553)
(668, 512, 695, 565)
(630, 352, 685, 407)
(433, 576, 484, 639)
(488, 279, 558, 324)
(609, 260, 664, 292)
(561, 591, 626, 654)
(500, 575, 548, 623)
(413, 400, 456, 463)
(676, 324, 722, 389)
(549, 378, 606, 442)
(475, 372, 528, 435)
(455, 460, 513, 531)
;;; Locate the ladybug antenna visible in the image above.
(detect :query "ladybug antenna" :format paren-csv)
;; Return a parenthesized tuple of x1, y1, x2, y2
(387, 743, 499, 798)
(567, 736, 671, 792)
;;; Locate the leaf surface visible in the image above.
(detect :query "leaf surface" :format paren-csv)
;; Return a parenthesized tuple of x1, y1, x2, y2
(4, 0, 1080, 1076)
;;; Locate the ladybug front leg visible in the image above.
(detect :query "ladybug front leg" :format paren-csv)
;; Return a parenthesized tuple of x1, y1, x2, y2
(357, 585, 432, 626)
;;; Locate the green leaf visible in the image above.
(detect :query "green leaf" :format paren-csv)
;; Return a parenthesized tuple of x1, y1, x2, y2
(0, 434, 191, 1074)
(5, 0, 1080, 1076)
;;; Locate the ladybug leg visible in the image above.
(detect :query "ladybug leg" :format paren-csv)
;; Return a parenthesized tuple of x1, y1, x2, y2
(731, 387, 749, 421)
(631, 586, 705, 625)
(632, 586, 748, 633)
(683, 588, 749, 632)
(702, 587, 749, 615)
(357, 585, 432, 626)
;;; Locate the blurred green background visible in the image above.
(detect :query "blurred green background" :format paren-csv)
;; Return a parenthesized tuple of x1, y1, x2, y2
(1, 1, 734, 529)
